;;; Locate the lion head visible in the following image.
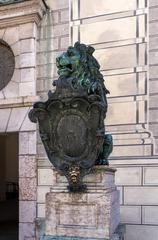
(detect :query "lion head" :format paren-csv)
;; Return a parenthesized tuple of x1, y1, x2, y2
(55, 42, 109, 102)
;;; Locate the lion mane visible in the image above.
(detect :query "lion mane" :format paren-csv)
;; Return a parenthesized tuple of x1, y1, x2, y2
(54, 42, 109, 104)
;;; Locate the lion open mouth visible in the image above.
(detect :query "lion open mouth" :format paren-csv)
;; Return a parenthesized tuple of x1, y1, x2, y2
(59, 63, 73, 72)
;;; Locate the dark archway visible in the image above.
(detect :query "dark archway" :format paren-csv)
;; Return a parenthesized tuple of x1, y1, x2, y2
(0, 133, 19, 240)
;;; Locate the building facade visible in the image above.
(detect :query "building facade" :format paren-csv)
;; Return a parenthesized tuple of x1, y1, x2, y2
(0, 0, 158, 239)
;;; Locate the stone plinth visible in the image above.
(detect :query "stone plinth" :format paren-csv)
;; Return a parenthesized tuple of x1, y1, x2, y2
(41, 166, 120, 240)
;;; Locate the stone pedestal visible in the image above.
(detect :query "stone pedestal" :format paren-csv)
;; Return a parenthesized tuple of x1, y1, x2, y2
(41, 166, 120, 240)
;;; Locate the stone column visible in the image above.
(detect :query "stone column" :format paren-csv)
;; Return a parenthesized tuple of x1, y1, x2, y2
(41, 166, 120, 240)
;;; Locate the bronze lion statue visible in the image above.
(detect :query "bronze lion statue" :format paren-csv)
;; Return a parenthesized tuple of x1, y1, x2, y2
(53, 41, 109, 106)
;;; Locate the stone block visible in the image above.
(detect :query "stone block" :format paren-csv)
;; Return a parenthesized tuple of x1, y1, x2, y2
(80, 0, 136, 18)
(37, 186, 51, 203)
(43, 167, 120, 239)
(37, 64, 55, 78)
(149, 123, 158, 136)
(149, 66, 158, 79)
(19, 23, 37, 39)
(19, 131, 37, 155)
(53, 23, 69, 37)
(19, 201, 36, 223)
(37, 203, 46, 218)
(149, 80, 158, 94)
(0, 108, 11, 132)
(3, 81, 19, 98)
(125, 225, 158, 240)
(3, 26, 19, 45)
(60, 36, 69, 49)
(124, 187, 158, 205)
(37, 143, 47, 158)
(112, 144, 152, 158)
(20, 39, 35, 54)
(115, 167, 141, 185)
(37, 52, 55, 65)
(149, 37, 158, 50)
(142, 206, 158, 224)
(80, 17, 136, 44)
(150, 0, 158, 7)
(150, 51, 158, 65)
(149, 109, 158, 123)
(38, 38, 59, 52)
(117, 187, 123, 205)
(106, 102, 136, 125)
(149, 8, 158, 21)
(19, 155, 36, 178)
(19, 82, 36, 96)
(60, 9, 69, 22)
(20, 111, 36, 131)
(28, 131, 37, 154)
(149, 95, 158, 108)
(20, 53, 36, 68)
(106, 73, 137, 97)
(94, 45, 137, 70)
(45, 190, 120, 239)
(150, 22, 158, 36)
(38, 168, 55, 186)
(19, 223, 35, 240)
(11, 68, 20, 83)
(11, 41, 20, 56)
(120, 206, 141, 224)
(143, 167, 158, 185)
(7, 107, 29, 132)
(19, 178, 37, 201)
(52, 12, 59, 24)
(46, 0, 69, 10)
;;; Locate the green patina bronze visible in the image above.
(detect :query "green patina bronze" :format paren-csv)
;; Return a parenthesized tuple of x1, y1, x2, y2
(29, 42, 113, 192)
(0, 0, 26, 5)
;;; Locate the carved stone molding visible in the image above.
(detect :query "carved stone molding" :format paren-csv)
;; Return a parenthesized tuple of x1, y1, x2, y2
(0, 0, 46, 28)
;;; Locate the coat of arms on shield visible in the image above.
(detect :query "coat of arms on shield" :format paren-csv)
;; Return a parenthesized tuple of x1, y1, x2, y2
(29, 42, 113, 192)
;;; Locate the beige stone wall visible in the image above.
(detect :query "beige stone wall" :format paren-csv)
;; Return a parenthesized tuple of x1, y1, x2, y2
(69, 1, 158, 240)
(1, 0, 155, 239)
(149, 0, 158, 154)
(36, 0, 70, 221)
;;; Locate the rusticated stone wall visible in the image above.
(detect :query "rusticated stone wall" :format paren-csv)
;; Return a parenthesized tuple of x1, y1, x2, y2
(36, 0, 70, 221)
(68, 1, 158, 240)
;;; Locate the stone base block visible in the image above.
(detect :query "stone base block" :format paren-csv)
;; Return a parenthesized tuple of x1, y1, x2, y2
(43, 167, 120, 240)
(41, 233, 121, 240)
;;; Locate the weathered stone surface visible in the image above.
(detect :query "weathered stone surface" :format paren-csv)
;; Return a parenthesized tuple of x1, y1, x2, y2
(19, 177, 37, 200)
(142, 206, 158, 224)
(124, 187, 158, 205)
(44, 167, 120, 239)
(19, 201, 36, 223)
(115, 167, 141, 185)
(19, 155, 36, 178)
(125, 225, 158, 240)
(19, 223, 35, 240)
(80, 0, 136, 18)
(80, 17, 136, 44)
(7, 107, 29, 132)
(120, 206, 141, 224)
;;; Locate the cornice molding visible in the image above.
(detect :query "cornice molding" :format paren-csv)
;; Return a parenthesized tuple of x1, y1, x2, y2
(0, 0, 46, 28)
